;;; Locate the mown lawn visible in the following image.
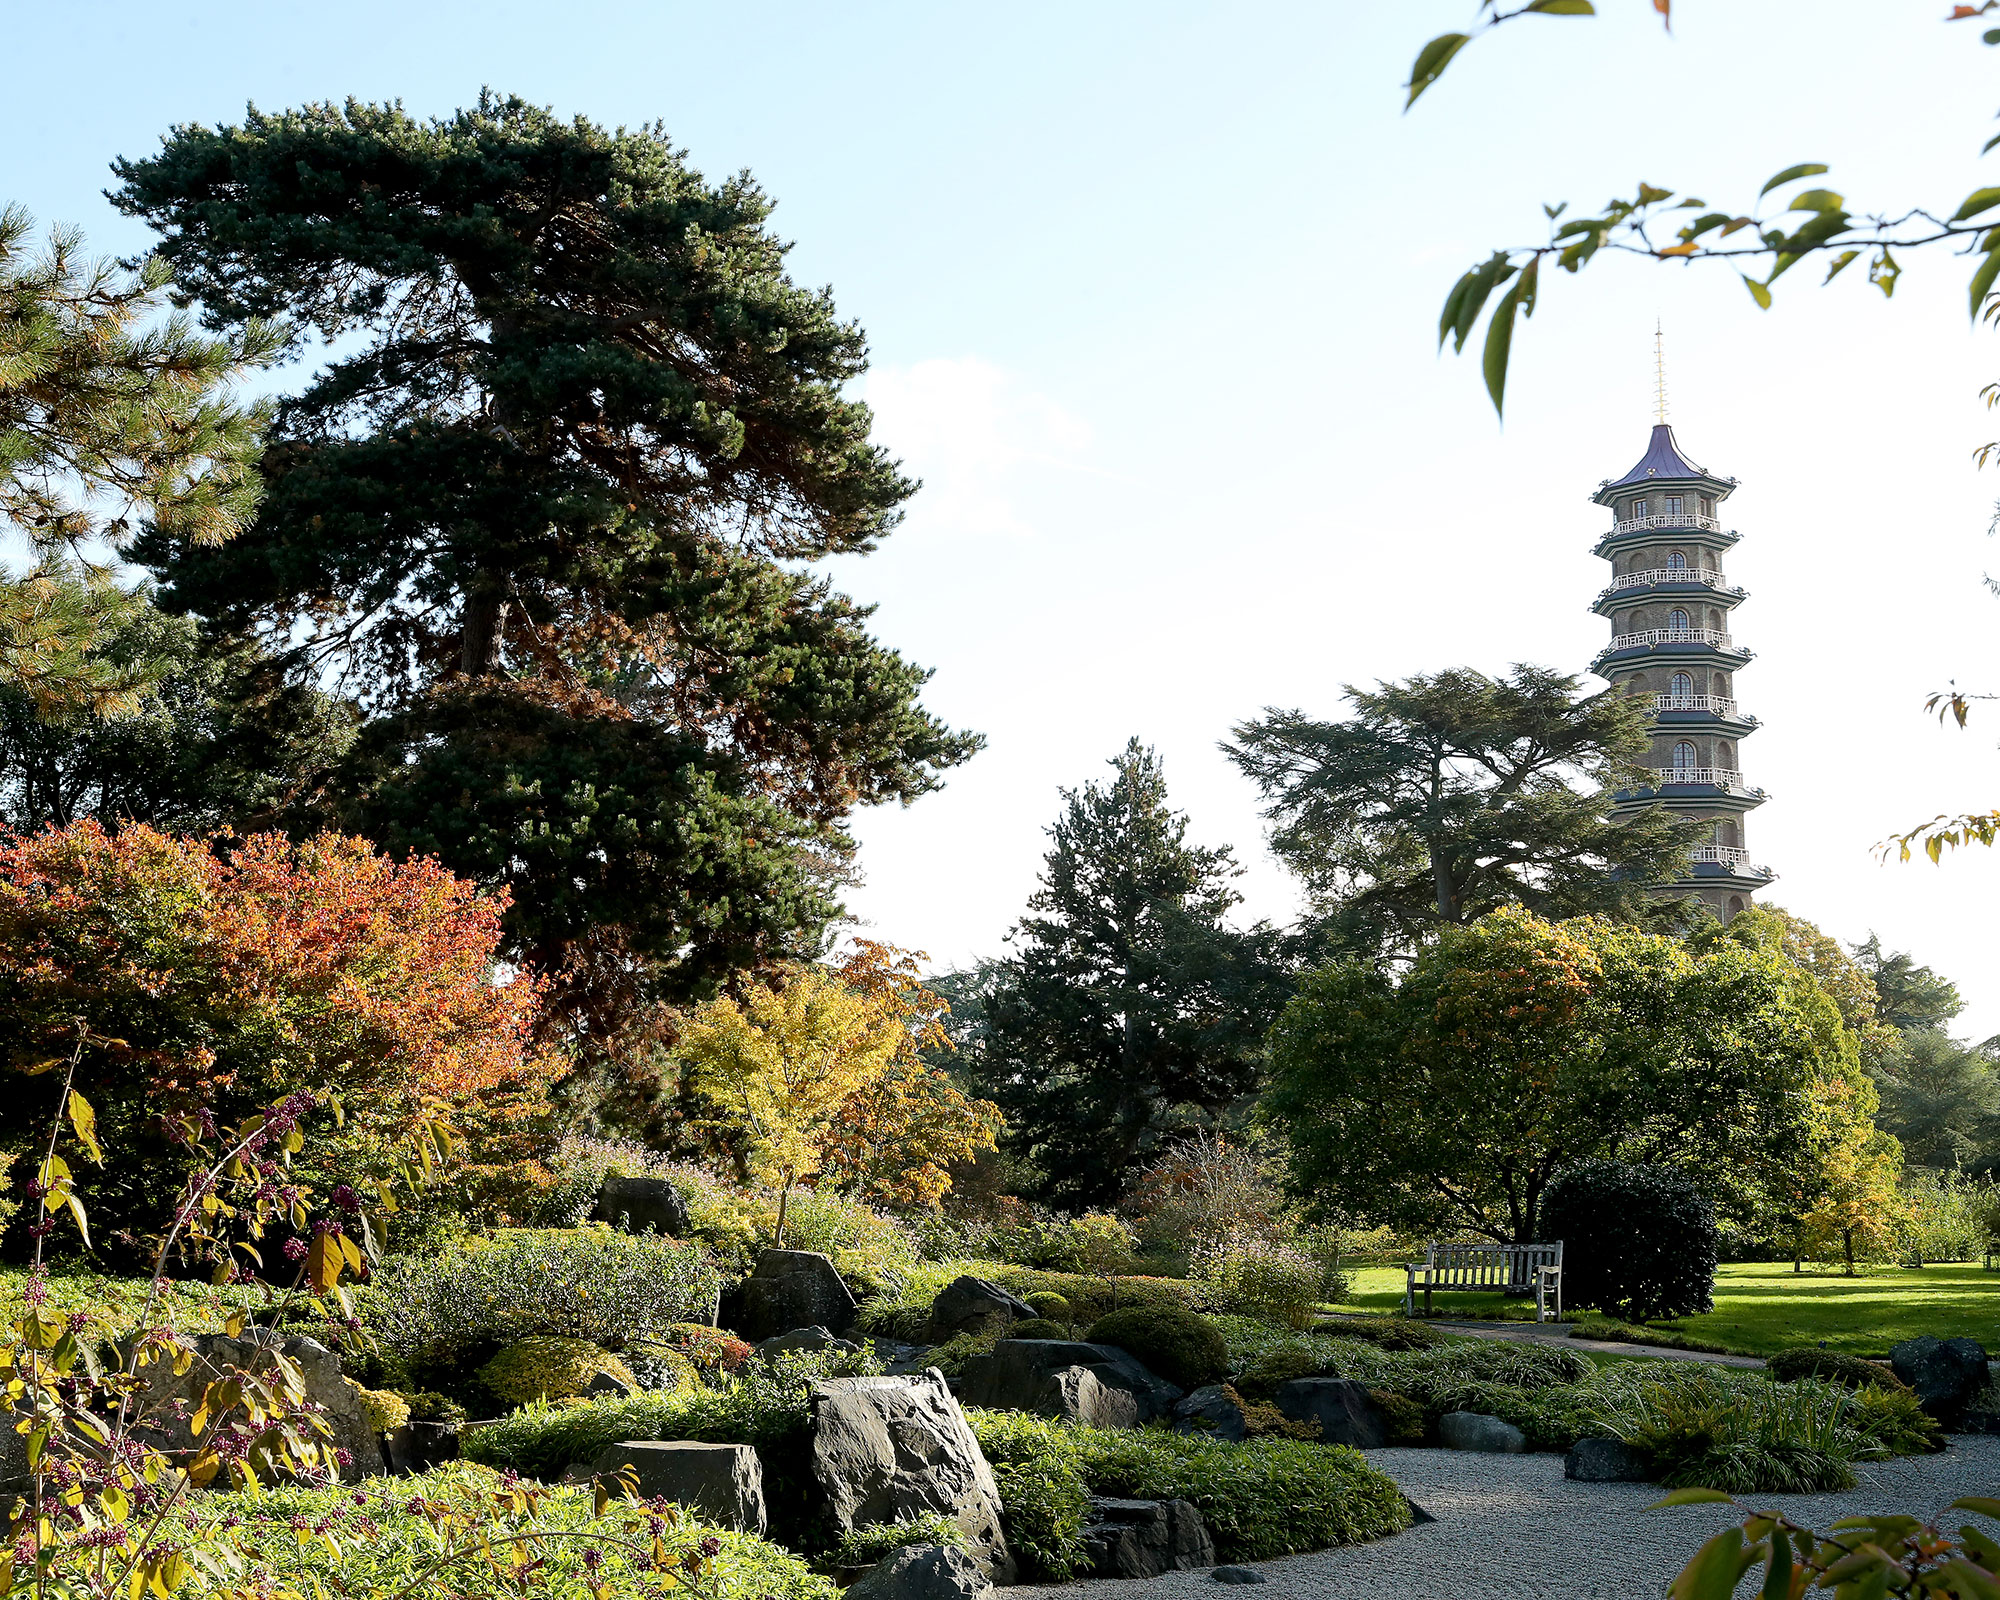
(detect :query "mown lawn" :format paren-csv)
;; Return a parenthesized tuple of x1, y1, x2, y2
(1335, 1260, 2000, 1357)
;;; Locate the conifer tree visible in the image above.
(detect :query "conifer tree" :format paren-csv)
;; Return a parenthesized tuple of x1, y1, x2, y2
(975, 739, 1285, 1208)
(111, 96, 978, 1028)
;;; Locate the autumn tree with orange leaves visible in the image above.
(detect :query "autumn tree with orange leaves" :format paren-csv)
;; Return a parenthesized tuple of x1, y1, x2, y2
(0, 821, 554, 1263)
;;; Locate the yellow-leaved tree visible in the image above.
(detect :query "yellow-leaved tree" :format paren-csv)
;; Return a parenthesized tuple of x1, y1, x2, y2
(673, 963, 905, 1246)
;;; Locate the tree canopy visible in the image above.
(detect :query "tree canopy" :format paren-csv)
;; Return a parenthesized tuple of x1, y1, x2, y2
(1263, 906, 1870, 1244)
(0, 207, 274, 714)
(110, 94, 979, 1031)
(971, 739, 1288, 1209)
(1226, 665, 1704, 956)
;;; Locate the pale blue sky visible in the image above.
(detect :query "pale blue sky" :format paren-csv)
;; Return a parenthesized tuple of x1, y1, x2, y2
(10, 2, 2000, 1032)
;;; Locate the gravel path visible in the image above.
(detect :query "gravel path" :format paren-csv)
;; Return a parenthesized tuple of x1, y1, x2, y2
(1006, 1437, 2000, 1600)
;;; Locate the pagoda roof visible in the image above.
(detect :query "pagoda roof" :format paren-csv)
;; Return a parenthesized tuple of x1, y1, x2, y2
(1591, 423, 1736, 505)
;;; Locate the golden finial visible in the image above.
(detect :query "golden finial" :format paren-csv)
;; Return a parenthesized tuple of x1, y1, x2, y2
(1653, 318, 1669, 423)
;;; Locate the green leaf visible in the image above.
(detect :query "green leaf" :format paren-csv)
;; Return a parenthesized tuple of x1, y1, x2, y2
(1967, 248, 2000, 323)
(1941, 1559, 2000, 1600)
(1524, 0, 1596, 12)
(66, 1090, 101, 1164)
(1669, 1527, 1745, 1600)
(1787, 188, 1844, 212)
(1636, 182, 1673, 206)
(1653, 1488, 1739, 1508)
(1955, 186, 2000, 223)
(1450, 252, 1516, 353)
(1953, 1498, 2000, 1521)
(1869, 247, 1901, 298)
(1482, 257, 1537, 419)
(1759, 162, 1830, 198)
(1406, 33, 1471, 108)
(1759, 1532, 1792, 1600)
(1741, 275, 1773, 310)
(1823, 249, 1861, 283)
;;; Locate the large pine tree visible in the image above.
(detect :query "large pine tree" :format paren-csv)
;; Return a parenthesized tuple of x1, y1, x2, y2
(975, 739, 1285, 1208)
(111, 95, 979, 1032)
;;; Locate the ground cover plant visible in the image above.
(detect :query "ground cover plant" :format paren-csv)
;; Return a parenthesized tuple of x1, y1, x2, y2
(855, 1258, 1200, 1340)
(963, 1411, 1410, 1578)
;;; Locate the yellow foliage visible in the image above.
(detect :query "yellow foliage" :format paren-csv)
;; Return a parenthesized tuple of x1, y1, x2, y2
(477, 1337, 637, 1406)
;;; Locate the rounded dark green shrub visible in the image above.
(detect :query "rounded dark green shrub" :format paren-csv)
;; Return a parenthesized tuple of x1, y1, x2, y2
(1541, 1159, 1717, 1321)
(1024, 1292, 1072, 1320)
(1009, 1317, 1069, 1341)
(1767, 1349, 1909, 1392)
(1367, 1388, 1426, 1445)
(1313, 1317, 1445, 1352)
(1234, 1345, 1325, 1401)
(1085, 1305, 1228, 1390)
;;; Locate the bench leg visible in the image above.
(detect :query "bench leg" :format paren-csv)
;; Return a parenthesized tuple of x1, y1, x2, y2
(1423, 1283, 1432, 1318)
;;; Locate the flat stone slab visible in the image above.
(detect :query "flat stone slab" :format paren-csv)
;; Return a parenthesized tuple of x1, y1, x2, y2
(589, 1440, 766, 1534)
(1001, 1438, 2000, 1600)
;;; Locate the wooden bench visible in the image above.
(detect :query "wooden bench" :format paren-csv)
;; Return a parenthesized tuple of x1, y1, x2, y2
(1402, 1241, 1565, 1323)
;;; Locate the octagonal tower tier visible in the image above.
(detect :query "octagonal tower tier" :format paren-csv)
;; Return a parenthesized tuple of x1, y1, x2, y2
(1589, 422, 1775, 919)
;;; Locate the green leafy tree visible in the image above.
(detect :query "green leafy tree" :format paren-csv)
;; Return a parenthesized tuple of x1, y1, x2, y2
(1872, 1028, 2000, 1174)
(1, 206, 274, 713)
(1851, 933, 1965, 1034)
(1264, 906, 1869, 1244)
(1226, 666, 1704, 957)
(110, 95, 978, 1032)
(0, 605, 352, 831)
(972, 739, 1289, 1209)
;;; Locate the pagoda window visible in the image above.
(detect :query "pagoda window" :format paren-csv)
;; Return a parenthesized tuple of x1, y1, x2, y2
(1668, 608, 1691, 632)
(1671, 672, 1694, 699)
(1665, 494, 1684, 514)
(1630, 498, 1649, 519)
(1672, 741, 1699, 772)
(1667, 550, 1688, 570)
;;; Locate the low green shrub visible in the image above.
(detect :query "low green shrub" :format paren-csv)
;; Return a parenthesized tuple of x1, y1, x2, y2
(831, 1513, 968, 1566)
(1609, 1374, 1871, 1492)
(1843, 1383, 1945, 1455)
(178, 1465, 835, 1600)
(1315, 1317, 1447, 1351)
(1766, 1349, 1908, 1391)
(1085, 1306, 1229, 1390)
(1073, 1430, 1411, 1559)
(1369, 1388, 1426, 1445)
(404, 1390, 468, 1423)
(1192, 1241, 1330, 1331)
(1009, 1317, 1068, 1341)
(963, 1411, 1093, 1581)
(477, 1337, 639, 1406)
(1024, 1292, 1071, 1320)
(855, 1260, 1198, 1339)
(1569, 1316, 1742, 1357)
(462, 1347, 877, 1549)
(1234, 1345, 1325, 1402)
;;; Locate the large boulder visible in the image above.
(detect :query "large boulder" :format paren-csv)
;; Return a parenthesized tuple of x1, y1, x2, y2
(1050, 1366, 1141, 1429)
(844, 1544, 991, 1600)
(1273, 1378, 1385, 1448)
(725, 1249, 859, 1340)
(589, 1441, 767, 1534)
(757, 1326, 861, 1357)
(1889, 1336, 1992, 1428)
(1172, 1385, 1247, 1443)
(957, 1340, 1182, 1423)
(1081, 1497, 1216, 1578)
(810, 1372, 1014, 1582)
(592, 1174, 690, 1237)
(925, 1277, 1035, 1343)
(1438, 1411, 1526, 1454)
(1565, 1438, 1648, 1482)
(126, 1331, 384, 1482)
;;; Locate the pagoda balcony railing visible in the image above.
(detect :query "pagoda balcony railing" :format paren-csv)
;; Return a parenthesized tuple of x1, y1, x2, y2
(1600, 568, 1743, 598)
(1610, 512, 1722, 534)
(1647, 766, 1749, 789)
(1688, 844, 1777, 877)
(1654, 693, 1742, 717)
(1602, 627, 1737, 653)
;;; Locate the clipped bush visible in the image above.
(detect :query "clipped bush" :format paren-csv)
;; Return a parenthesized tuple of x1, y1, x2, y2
(639, 1323, 754, 1381)
(1024, 1292, 1071, 1320)
(1194, 1240, 1328, 1331)
(352, 1385, 412, 1432)
(405, 1391, 467, 1423)
(478, 1338, 638, 1406)
(1542, 1160, 1718, 1321)
(1369, 1388, 1426, 1445)
(370, 1228, 722, 1374)
(1008, 1317, 1067, 1341)
(1085, 1305, 1228, 1390)
(1766, 1349, 1908, 1391)
(1314, 1317, 1445, 1352)
(1074, 1431, 1410, 1559)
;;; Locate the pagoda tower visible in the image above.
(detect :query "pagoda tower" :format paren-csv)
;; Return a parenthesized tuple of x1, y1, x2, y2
(1588, 411, 1775, 919)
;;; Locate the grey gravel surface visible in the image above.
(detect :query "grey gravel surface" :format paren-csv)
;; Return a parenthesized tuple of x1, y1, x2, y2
(1004, 1437, 2000, 1600)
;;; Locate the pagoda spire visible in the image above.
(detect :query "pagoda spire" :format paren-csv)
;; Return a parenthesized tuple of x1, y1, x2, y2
(1587, 414, 1773, 920)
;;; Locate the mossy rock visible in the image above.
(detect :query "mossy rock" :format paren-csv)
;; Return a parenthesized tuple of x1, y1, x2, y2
(1084, 1305, 1228, 1390)
(477, 1337, 638, 1406)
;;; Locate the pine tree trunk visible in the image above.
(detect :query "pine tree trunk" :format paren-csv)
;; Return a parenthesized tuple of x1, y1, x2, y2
(460, 582, 509, 676)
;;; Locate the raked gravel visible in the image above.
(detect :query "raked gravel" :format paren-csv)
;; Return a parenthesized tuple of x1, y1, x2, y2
(1005, 1436, 2000, 1600)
